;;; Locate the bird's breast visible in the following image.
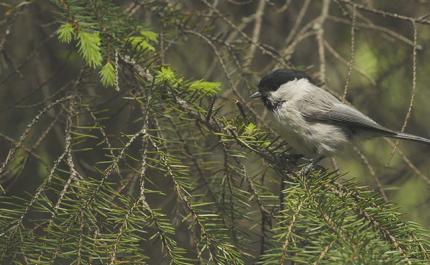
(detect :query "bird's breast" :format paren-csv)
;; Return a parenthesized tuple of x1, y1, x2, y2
(272, 102, 317, 156)
(272, 102, 350, 157)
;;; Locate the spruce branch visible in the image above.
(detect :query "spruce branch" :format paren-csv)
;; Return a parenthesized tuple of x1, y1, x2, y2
(1, 1, 430, 264)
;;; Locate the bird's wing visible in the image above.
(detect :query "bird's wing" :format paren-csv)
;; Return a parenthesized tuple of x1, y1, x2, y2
(297, 88, 396, 136)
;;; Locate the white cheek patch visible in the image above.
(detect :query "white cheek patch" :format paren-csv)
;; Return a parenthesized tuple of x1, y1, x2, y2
(269, 78, 313, 103)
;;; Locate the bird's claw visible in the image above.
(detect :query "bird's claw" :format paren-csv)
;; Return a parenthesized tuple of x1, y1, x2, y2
(300, 162, 315, 176)
(300, 156, 324, 176)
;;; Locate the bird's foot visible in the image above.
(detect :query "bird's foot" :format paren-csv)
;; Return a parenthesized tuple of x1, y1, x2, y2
(300, 162, 315, 176)
(278, 153, 303, 162)
(300, 157, 324, 176)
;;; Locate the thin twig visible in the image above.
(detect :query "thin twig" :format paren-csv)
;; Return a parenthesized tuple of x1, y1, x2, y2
(314, 0, 331, 84)
(352, 145, 387, 202)
(388, 20, 418, 163)
(336, 0, 430, 25)
(245, 0, 266, 68)
(285, 0, 312, 45)
(342, 4, 356, 102)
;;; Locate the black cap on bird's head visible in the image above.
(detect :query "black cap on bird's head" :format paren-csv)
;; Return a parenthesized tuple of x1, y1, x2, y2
(250, 69, 312, 99)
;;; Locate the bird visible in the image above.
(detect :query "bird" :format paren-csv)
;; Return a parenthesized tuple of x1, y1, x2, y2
(250, 69, 430, 167)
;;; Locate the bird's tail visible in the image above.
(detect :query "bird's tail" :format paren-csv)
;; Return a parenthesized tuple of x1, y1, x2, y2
(391, 132, 430, 145)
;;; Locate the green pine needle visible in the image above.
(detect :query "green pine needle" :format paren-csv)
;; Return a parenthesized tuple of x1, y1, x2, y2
(188, 80, 221, 96)
(244, 122, 257, 136)
(57, 23, 74, 44)
(100, 62, 116, 87)
(128, 36, 155, 52)
(155, 66, 181, 86)
(127, 30, 158, 53)
(77, 31, 103, 68)
(139, 30, 158, 42)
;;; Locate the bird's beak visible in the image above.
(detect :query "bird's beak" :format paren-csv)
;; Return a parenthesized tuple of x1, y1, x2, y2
(250, 91, 262, 99)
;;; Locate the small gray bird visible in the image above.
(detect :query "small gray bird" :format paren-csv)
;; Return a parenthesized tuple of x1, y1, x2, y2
(251, 69, 430, 163)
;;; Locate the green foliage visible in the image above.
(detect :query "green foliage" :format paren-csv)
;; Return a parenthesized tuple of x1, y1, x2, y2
(139, 30, 158, 42)
(261, 172, 430, 264)
(77, 31, 102, 68)
(2, 1, 430, 265)
(57, 23, 74, 44)
(244, 122, 257, 136)
(188, 80, 221, 96)
(99, 62, 116, 87)
(155, 66, 182, 86)
(56, 25, 103, 69)
(127, 30, 158, 53)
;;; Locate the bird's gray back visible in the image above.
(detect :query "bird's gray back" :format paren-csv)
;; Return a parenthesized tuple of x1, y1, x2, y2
(296, 85, 397, 137)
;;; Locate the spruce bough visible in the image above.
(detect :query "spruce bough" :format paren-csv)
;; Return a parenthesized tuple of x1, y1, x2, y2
(0, 1, 429, 264)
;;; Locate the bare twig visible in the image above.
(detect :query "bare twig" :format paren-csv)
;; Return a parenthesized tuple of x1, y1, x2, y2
(336, 0, 430, 25)
(245, 0, 266, 68)
(352, 145, 387, 202)
(285, 0, 312, 45)
(314, 0, 331, 84)
(388, 20, 418, 162)
(342, 4, 356, 101)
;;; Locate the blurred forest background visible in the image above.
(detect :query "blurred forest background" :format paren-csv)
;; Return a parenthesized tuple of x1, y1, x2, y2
(1, 0, 430, 264)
